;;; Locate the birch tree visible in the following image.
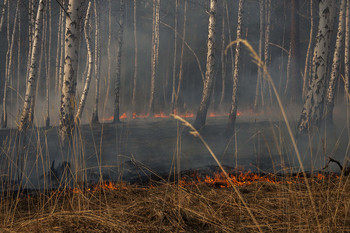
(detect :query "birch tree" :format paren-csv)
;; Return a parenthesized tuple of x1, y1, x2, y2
(254, 0, 264, 110)
(193, 0, 217, 129)
(132, 0, 138, 107)
(297, 0, 335, 134)
(113, 0, 125, 123)
(325, 0, 346, 123)
(75, 1, 92, 123)
(0, 0, 7, 31)
(19, 0, 45, 132)
(175, 0, 187, 110)
(91, 0, 100, 123)
(345, 0, 350, 101)
(171, 0, 178, 110)
(1, 0, 19, 128)
(149, 0, 160, 114)
(59, 0, 83, 139)
(45, 0, 52, 128)
(226, 0, 244, 135)
(219, 1, 226, 107)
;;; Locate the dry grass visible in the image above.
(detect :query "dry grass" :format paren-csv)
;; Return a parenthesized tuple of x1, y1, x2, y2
(0, 178, 350, 232)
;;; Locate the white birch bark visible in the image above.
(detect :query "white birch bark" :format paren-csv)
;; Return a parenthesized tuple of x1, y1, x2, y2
(59, 0, 82, 139)
(149, 0, 160, 114)
(193, 0, 217, 129)
(55, 6, 63, 92)
(345, 0, 350, 100)
(19, 0, 45, 132)
(0, 0, 7, 31)
(325, 0, 346, 123)
(58, 5, 65, 92)
(91, 0, 100, 123)
(113, 0, 125, 123)
(226, 0, 244, 135)
(298, 0, 335, 134)
(75, 1, 92, 123)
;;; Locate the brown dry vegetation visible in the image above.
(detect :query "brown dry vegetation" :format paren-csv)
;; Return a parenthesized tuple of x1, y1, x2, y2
(1, 177, 350, 232)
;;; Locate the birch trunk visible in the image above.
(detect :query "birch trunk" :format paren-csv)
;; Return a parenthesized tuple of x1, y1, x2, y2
(55, 6, 63, 92)
(254, 0, 264, 110)
(325, 0, 346, 123)
(58, 5, 65, 93)
(345, 0, 350, 101)
(104, 0, 112, 110)
(18, 0, 45, 132)
(75, 1, 92, 123)
(175, 0, 187, 110)
(302, 0, 313, 100)
(219, 1, 226, 108)
(59, 0, 82, 139)
(91, 0, 100, 123)
(290, 0, 301, 102)
(149, 0, 160, 114)
(171, 0, 178, 110)
(0, 0, 7, 31)
(132, 0, 138, 107)
(2, 0, 19, 128)
(45, 0, 51, 128)
(16, 5, 20, 113)
(297, 0, 335, 134)
(193, 0, 217, 129)
(113, 0, 125, 123)
(226, 0, 244, 135)
(264, 0, 272, 106)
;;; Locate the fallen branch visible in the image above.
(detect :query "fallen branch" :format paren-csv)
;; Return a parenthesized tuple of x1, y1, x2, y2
(323, 157, 350, 176)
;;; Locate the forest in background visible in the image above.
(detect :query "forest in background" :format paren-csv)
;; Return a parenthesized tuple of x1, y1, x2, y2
(0, 0, 348, 137)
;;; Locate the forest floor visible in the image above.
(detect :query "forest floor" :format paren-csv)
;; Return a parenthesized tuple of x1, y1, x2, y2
(1, 176, 350, 232)
(0, 109, 349, 232)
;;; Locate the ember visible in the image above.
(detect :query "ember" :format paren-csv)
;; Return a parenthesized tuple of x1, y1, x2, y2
(101, 110, 242, 122)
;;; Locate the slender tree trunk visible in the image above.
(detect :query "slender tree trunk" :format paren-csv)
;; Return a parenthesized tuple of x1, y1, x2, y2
(113, 0, 125, 123)
(226, 0, 244, 135)
(345, 0, 350, 101)
(0, 0, 7, 31)
(45, 0, 52, 128)
(149, 0, 160, 114)
(325, 0, 346, 123)
(254, 0, 264, 110)
(171, 0, 178, 111)
(175, 0, 187, 110)
(59, 0, 82, 140)
(219, 2, 226, 108)
(58, 5, 65, 93)
(193, 0, 217, 129)
(55, 5, 63, 92)
(104, 0, 112, 111)
(297, 0, 335, 134)
(264, 0, 272, 106)
(132, 0, 138, 108)
(16, 5, 20, 113)
(302, 0, 313, 100)
(75, 1, 92, 123)
(18, 0, 45, 132)
(91, 0, 100, 123)
(289, 0, 301, 103)
(2, 0, 19, 128)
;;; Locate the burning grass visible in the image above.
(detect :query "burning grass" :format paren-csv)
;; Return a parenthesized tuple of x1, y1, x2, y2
(1, 174, 350, 232)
